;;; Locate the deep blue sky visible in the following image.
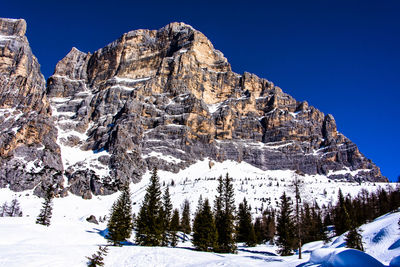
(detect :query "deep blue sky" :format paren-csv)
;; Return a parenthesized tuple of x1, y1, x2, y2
(2, 0, 399, 181)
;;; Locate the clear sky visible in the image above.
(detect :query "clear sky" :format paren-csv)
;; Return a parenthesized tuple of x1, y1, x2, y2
(2, 0, 399, 181)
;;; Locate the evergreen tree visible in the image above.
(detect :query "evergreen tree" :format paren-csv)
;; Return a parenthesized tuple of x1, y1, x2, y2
(300, 203, 313, 244)
(192, 198, 218, 251)
(36, 187, 53, 226)
(292, 173, 303, 259)
(7, 199, 22, 217)
(254, 209, 276, 244)
(312, 202, 327, 242)
(161, 186, 173, 246)
(86, 246, 108, 267)
(170, 209, 180, 247)
(265, 209, 276, 244)
(345, 227, 364, 251)
(214, 173, 237, 253)
(107, 184, 133, 246)
(276, 192, 296, 256)
(254, 217, 264, 244)
(237, 198, 256, 247)
(136, 168, 163, 246)
(333, 188, 350, 235)
(180, 199, 191, 235)
(0, 202, 8, 217)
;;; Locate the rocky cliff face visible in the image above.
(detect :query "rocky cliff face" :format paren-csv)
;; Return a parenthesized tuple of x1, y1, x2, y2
(0, 19, 386, 199)
(0, 18, 63, 196)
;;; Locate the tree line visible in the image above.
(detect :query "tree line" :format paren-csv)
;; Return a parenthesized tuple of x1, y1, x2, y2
(105, 169, 400, 258)
(0, 199, 23, 217)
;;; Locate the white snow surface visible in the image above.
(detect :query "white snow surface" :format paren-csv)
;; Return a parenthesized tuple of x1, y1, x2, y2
(0, 159, 399, 266)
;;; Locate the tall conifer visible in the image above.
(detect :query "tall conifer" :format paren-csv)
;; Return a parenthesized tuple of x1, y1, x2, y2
(107, 184, 133, 246)
(276, 192, 296, 256)
(136, 168, 163, 246)
(237, 197, 256, 247)
(193, 198, 218, 251)
(214, 173, 237, 253)
(161, 186, 173, 246)
(170, 209, 180, 247)
(36, 186, 53, 227)
(180, 199, 191, 235)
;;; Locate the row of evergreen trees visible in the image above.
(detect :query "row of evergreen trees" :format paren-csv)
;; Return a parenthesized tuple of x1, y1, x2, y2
(273, 183, 400, 256)
(192, 174, 237, 253)
(105, 169, 399, 257)
(0, 199, 23, 217)
(106, 168, 192, 247)
(328, 186, 400, 236)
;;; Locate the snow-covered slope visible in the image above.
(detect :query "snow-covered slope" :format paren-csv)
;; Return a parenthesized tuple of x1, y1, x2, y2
(322, 210, 400, 265)
(0, 160, 398, 266)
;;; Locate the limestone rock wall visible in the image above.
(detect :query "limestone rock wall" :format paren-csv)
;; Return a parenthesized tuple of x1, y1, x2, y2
(0, 19, 386, 199)
(0, 18, 63, 197)
(46, 22, 386, 198)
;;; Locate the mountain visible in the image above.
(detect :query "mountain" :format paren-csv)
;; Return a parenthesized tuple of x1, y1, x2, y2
(0, 18, 63, 197)
(0, 18, 387, 198)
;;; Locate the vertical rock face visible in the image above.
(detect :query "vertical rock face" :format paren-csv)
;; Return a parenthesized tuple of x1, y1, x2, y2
(0, 19, 386, 199)
(0, 18, 63, 197)
(45, 22, 386, 198)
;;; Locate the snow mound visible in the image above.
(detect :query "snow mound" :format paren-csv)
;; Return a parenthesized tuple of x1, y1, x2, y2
(390, 255, 400, 267)
(310, 248, 385, 267)
(310, 248, 341, 264)
(327, 249, 385, 267)
(320, 211, 400, 265)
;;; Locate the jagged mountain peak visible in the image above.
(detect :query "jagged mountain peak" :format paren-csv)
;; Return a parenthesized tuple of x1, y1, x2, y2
(0, 18, 386, 199)
(0, 18, 26, 37)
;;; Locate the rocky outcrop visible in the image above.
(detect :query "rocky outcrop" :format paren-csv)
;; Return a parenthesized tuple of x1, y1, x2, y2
(0, 18, 63, 197)
(0, 19, 386, 199)
(45, 22, 386, 198)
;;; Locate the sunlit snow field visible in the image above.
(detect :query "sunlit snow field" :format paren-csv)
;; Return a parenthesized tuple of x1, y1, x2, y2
(0, 159, 399, 266)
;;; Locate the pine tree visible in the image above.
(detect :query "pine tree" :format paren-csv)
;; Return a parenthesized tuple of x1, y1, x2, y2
(254, 217, 264, 244)
(333, 188, 350, 235)
(7, 199, 22, 217)
(345, 227, 364, 251)
(276, 192, 296, 256)
(180, 199, 191, 236)
(192, 198, 218, 251)
(170, 209, 180, 247)
(237, 197, 256, 247)
(0, 202, 8, 217)
(107, 184, 133, 246)
(136, 167, 163, 246)
(292, 173, 303, 259)
(313, 202, 327, 241)
(36, 187, 53, 226)
(214, 173, 237, 253)
(86, 246, 108, 267)
(161, 186, 173, 246)
(266, 209, 276, 244)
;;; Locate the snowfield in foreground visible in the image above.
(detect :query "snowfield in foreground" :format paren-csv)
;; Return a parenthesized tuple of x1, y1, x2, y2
(0, 159, 399, 266)
(0, 207, 399, 266)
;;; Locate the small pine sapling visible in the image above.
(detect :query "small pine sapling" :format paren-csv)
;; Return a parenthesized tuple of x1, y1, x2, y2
(86, 246, 108, 267)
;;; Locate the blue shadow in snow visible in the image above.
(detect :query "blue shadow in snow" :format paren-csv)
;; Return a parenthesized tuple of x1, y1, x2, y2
(238, 248, 278, 256)
(86, 228, 136, 246)
(389, 238, 400, 250)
